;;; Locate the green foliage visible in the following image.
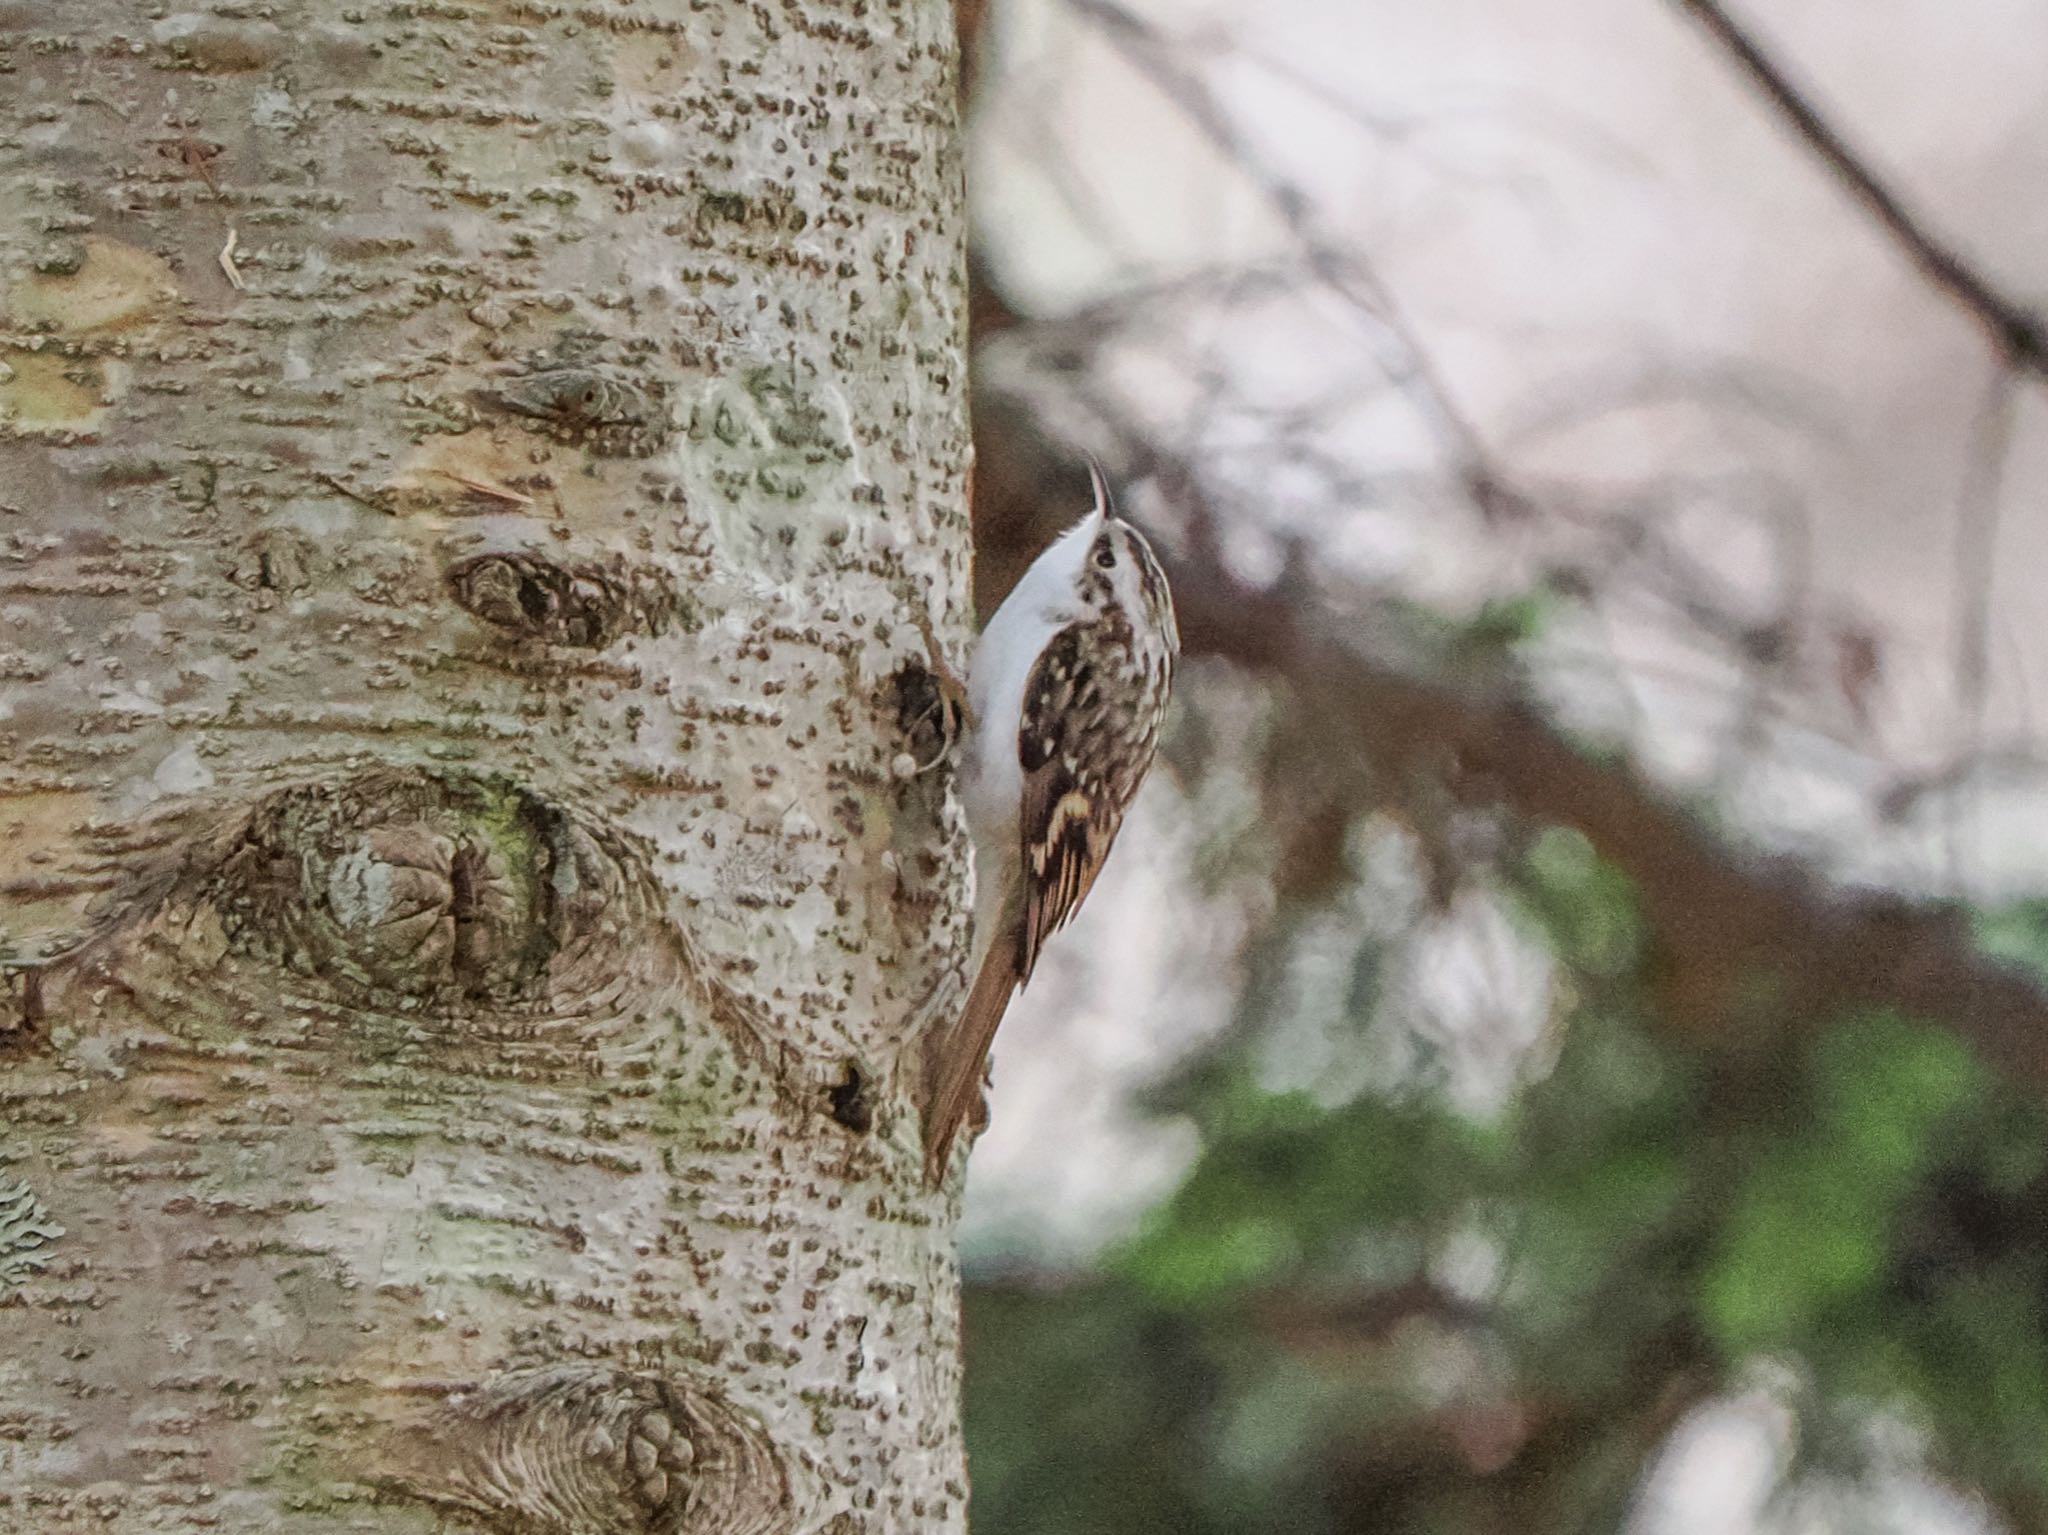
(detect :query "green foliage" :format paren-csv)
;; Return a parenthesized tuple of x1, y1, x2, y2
(969, 812, 2048, 1534)
(1974, 897, 2048, 988)
(1121, 1066, 1498, 1309)
(1462, 591, 1560, 655)
(1513, 827, 1643, 979)
(962, 1283, 1219, 1535)
(1703, 1013, 1983, 1351)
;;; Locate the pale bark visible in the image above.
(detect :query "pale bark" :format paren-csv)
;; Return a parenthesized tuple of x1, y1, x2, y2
(0, 4, 973, 1532)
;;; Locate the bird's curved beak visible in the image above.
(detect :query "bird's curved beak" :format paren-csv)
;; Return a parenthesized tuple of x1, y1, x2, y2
(1084, 456, 1113, 527)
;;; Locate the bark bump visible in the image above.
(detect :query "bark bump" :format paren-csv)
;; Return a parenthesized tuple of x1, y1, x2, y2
(384, 1364, 792, 1535)
(448, 552, 692, 651)
(470, 344, 673, 459)
(224, 526, 320, 600)
(196, 770, 646, 1012)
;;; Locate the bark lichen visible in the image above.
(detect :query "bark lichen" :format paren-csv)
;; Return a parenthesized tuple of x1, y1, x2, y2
(0, 1175, 62, 1295)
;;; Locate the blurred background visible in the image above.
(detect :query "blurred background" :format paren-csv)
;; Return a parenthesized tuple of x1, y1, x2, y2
(949, 1, 2048, 1531)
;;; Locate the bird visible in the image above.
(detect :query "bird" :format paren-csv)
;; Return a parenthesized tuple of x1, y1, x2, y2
(922, 461, 1179, 1185)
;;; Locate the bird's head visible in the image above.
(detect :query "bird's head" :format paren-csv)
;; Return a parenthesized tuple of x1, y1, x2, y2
(1058, 460, 1179, 653)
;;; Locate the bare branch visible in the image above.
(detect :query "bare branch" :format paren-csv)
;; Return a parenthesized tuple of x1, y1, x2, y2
(1669, 0, 2048, 371)
(974, 384, 2048, 1099)
(1064, 0, 1527, 522)
(1951, 364, 2019, 743)
(1165, 523, 2048, 1095)
(1945, 363, 2020, 884)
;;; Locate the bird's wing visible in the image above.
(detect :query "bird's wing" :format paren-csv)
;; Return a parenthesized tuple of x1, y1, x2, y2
(1016, 621, 1132, 982)
(923, 619, 1149, 1185)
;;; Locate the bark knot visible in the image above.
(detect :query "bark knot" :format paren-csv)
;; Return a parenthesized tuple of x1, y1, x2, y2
(447, 552, 695, 650)
(383, 1363, 793, 1535)
(470, 362, 671, 457)
(194, 770, 647, 1014)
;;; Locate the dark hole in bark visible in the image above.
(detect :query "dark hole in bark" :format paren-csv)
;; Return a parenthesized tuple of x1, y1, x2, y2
(447, 840, 475, 918)
(0, 967, 44, 1047)
(827, 1061, 873, 1134)
(516, 572, 552, 623)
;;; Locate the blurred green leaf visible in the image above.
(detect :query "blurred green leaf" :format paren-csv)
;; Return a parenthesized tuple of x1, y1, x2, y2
(1514, 827, 1643, 978)
(1975, 898, 2048, 989)
(1702, 1012, 1983, 1352)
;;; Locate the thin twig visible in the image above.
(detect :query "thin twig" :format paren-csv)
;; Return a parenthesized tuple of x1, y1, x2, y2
(315, 471, 396, 516)
(1945, 362, 2020, 888)
(1066, 0, 1517, 517)
(217, 227, 244, 291)
(431, 469, 533, 506)
(1668, 0, 2048, 371)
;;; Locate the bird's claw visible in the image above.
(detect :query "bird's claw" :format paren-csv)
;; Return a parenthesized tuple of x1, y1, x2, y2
(899, 613, 972, 774)
(914, 613, 975, 732)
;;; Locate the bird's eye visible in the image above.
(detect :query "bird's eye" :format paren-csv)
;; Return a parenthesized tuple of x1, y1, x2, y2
(1093, 541, 1116, 571)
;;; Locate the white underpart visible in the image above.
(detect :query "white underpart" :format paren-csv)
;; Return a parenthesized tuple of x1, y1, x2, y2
(960, 503, 1104, 958)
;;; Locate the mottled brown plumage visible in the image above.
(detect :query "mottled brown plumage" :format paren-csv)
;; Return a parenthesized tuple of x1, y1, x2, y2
(922, 465, 1177, 1184)
(1017, 620, 1166, 979)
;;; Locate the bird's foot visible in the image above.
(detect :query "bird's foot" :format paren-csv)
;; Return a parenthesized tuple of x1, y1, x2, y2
(898, 614, 973, 774)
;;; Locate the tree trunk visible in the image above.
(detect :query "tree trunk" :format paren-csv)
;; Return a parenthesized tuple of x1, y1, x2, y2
(0, 4, 973, 1532)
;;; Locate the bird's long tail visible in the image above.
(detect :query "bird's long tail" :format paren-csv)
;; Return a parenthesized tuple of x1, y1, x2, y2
(921, 918, 1021, 1187)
